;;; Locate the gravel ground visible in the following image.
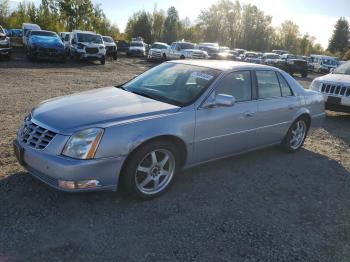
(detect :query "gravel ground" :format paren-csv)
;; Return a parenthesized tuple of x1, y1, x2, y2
(1, 51, 350, 262)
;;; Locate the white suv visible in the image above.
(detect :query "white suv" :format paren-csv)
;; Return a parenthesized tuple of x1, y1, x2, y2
(311, 61, 350, 113)
(69, 31, 106, 64)
(0, 25, 11, 59)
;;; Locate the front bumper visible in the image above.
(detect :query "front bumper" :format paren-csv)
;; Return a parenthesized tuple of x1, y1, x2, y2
(128, 50, 145, 56)
(324, 94, 350, 113)
(14, 138, 124, 192)
(0, 47, 11, 55)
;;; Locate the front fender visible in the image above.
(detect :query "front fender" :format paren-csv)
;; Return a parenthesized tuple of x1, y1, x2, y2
(94, 108, 196, 163)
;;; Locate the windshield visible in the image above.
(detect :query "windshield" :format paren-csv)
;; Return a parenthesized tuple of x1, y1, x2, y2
(265, 54, 280, 59)
(131, 42, 144, 47)
(333, 61, 350, 75)
(322, 59, 338, 65)
(151, 43, 167, 49)
(178, 43, 195, 50)
(31, 31, 56, 37)
(77, 33, 103, 44)
(122, 63, 221, 106)
(103, 36, 114, 43)
(245, 53, 258, 58)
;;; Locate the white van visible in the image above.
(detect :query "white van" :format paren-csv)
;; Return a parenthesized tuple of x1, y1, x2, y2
(22, 23, 41, 47)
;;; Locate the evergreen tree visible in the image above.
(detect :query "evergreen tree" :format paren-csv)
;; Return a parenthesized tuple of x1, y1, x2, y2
(328, 17, 350, 54)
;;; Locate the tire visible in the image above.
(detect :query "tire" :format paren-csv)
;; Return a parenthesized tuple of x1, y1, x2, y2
(301, 70, 307, 78)
(100, 56, 106, 65)
(180, 55, 185, 59)
(121, 140, 179, 199)
(113, 52, 117, 60)
(162, 53, 167, 61)
(281, 117, 309, 153)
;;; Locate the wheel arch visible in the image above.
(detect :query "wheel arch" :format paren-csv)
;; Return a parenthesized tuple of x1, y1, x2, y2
(119, 135, 188, 184)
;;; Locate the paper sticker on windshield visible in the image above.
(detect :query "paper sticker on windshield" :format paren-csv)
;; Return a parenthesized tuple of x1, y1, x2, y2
(190, 72, 214, 81)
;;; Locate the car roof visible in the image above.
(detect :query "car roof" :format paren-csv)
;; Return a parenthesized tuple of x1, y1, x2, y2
(168, 60, 277, 71)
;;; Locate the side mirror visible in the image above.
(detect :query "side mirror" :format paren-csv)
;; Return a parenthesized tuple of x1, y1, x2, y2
(203, 94, 236, 108)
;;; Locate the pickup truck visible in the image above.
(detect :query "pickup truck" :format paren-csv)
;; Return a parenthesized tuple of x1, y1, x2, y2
(166, 42, 208, 60)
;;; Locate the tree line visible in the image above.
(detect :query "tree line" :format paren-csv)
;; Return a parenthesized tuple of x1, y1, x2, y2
(0, 0, 349, 59)
(0, 0, 121, 39)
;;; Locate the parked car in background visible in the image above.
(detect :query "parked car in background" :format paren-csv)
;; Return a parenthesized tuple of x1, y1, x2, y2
(22, 23, 41, 47)
(261, 53, 280, 66)
(198, 42, 220, 59)
(127, 41, 146, 57)
(167, 41, 208, 60)
(5, 28, 22, 47)
(117, 40, 130, 54)
(147, 42, 169, 61)
(26, 30, 65, 62)
(312, 55, 339, 74)
(102, 36, 117, 60)
(310, 61, 350, 113)
(69, 30, 106, 64)
(0, 25, 11, 59)
(272, 50, 289, 56)
(233, 48, 246, 56)
(241, 51, 262, 64)
(13, 60, 325, 199)
(59, 32, 70, 54)
(197, 43, 235, 60)
(275, 54, 308, 77)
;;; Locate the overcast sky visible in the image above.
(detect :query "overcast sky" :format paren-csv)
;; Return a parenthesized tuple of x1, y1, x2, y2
(10, 0, 350, 48)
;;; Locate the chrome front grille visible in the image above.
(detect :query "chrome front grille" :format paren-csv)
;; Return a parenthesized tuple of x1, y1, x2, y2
(151, 51, 162, 58)
(320, 83, 350, 97)
(19, 120, 56, 150)
(192, 53, 205, 59)
(85, 47, 99, 54)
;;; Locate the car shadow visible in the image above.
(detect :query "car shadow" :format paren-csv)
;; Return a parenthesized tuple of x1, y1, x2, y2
(1, 146, 350, 260)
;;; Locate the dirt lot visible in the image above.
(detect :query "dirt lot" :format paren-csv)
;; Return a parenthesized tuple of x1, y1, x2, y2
(1, 51, 350, 261)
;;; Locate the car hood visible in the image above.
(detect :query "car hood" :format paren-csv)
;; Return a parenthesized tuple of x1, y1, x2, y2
(31, 36, 64, 48)
(316, 73, 350, 85)
(32, 87, 180, 134)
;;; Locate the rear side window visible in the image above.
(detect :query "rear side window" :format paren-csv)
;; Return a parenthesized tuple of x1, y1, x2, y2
(277, 72, 293, 96)
(256, 71, 281, 99)
(215, 71, 252, 102)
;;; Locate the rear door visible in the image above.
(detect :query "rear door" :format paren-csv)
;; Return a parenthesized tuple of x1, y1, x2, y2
(254, 70, 299, 146)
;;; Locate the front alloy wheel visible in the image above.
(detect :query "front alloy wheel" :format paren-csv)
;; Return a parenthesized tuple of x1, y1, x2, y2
(122, 140, 179, 199)
(135, 149, 175, 195)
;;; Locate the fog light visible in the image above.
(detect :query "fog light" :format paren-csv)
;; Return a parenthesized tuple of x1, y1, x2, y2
(58, 180, 76, 190)
(76, 180, 101, 189)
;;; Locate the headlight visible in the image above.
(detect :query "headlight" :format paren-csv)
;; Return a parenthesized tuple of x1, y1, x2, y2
(62, 128, 104, 159)
(99, 46, 105, 50)
(310, 80, 322, 91)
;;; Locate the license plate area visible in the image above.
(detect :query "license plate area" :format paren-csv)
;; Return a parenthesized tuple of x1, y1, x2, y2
(13, 140, 25, 165)
(327, 96, 341, 105)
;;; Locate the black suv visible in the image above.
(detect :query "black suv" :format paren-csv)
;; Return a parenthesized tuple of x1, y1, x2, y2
(275, 54, 308, 78)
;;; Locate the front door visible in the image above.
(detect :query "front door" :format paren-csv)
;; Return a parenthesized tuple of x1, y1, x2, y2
(194, 71, 258, 163)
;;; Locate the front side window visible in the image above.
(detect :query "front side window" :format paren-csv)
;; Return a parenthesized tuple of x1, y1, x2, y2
(122, 63, 221, 106)
(256, 71, 281, 99)
(215, 71, 252, 102)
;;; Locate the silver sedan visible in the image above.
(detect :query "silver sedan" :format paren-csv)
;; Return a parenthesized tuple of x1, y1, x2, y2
(14, 60, 325, 198)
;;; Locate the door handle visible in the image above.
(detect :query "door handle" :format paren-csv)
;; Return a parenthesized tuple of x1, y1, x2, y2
(244, 112, 255, 118)
(288, 104, 295, 110)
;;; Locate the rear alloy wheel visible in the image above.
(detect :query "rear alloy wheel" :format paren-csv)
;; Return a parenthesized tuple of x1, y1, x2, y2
(122, 140, 179, 199)
(282, 118, 308, 152)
